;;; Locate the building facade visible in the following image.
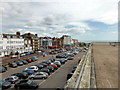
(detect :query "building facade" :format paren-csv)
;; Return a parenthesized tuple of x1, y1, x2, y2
(0, 33, 24, 57)
(22, 33, 40, 51)
(39, 37, 52, 49)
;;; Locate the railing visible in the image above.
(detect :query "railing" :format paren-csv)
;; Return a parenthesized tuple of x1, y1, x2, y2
(65, 44, 96, 89)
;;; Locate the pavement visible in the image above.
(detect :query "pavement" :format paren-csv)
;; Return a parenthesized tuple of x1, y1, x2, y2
(93, 43, 118, 88)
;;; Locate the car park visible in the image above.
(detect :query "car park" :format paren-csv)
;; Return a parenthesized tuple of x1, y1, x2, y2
(9, 63, 18, 68)
(11, 72, 29, 79)
(4, 76, 19, 84)
(14, 80, 39, 89)
(16, 61, 24, 66)
(25, 66, 39, 72)
(29, 72, 48, 79)
(0, 80, 12, 89)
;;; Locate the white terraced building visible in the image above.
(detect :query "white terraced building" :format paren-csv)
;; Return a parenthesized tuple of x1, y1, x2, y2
(0, 33, 25, 57)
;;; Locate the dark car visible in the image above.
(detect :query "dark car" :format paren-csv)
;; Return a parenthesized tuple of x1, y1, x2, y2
(48, 58, 55, 62)
(66, 73, 73, 81)
(14, 80, 39, 89)
(21, 60, 28, 65)
(9, 63, 17, 68)
(16, 61, 24, 66)
(57, 59, 66, 64)
(11, 72, 29, 79)
(40, 68, 50, 75)
(67, 56, 74, 60)
(31, 57, 39, 61)
(0, 80, 11, 89)
(44, 66, 55, 72)
(35, 64, 44, 69)
(39, 63, 48, 67)
(0, 66, 7, 73)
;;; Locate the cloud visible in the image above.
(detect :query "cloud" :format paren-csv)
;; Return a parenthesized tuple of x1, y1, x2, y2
(1, 0, 118, 41)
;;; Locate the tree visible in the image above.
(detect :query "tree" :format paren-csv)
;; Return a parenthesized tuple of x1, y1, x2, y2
(15, 51, 19, 55)
(9, 52, 14, 56)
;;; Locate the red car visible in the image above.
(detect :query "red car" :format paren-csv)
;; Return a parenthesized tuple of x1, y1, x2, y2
(26, 58, 33, 63)
(50, 64, 58, 70)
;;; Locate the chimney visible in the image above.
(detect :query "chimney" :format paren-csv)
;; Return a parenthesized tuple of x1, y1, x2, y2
(16, 32, 20, 36)
(35, 34, 37, 37)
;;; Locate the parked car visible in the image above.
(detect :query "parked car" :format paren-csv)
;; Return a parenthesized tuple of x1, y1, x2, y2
(21, 60, 28, 65)
(11, 72, 29, 79)
(14, 80, 39, 89)
(44, 66, 55, 72)
(39, 63, 48, 67)
(25, 52, 30, 55)
(9, 63, 17, 68)
(57, 59, 66, 64)
(29, 72, 48, 79)
(25, 66, 39, 72)
(16, 61, 24, 66)
(48, 58, 56, 62)
(31, 57, 39, 61)
(20, 53, 26, 57)
(40, 68, 50, 75)
(35, 64, 44, 69)
(11, 55, 17, 58)
(0, 80, 11, 89)
(67, 56, 74, 60)
(26, 58, 33, 63)
(66, 72, 73, 81)
(23, 69, 34, 75)
(53, 61, 61, 67)
(0, 66, 7, 73)
(50, 64, 58, 70)
(4, 76, 19, 84)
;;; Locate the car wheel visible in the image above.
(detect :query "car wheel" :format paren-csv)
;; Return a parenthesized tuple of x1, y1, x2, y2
(31, 77, 34, 80)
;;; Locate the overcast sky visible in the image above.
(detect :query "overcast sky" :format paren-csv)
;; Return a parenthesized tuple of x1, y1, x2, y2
(0, 0, 119, 42)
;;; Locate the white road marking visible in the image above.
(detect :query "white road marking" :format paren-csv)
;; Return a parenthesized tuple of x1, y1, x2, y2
(107, 79, 112, 88)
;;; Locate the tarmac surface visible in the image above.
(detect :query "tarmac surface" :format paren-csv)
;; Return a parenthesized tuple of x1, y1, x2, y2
(93, 43, 118, 88)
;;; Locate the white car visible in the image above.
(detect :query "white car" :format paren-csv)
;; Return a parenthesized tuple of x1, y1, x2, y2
(20, 53, 26, 56)
(25, 66, 39, 72)
(11, 55, 17, 58)
(4, 76, 19, 83)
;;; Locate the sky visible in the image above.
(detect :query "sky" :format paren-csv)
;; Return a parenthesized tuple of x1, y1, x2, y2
(0, 0, 119, 42)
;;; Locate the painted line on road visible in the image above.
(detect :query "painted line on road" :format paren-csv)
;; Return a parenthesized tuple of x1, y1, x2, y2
(107, 79, 112, 88)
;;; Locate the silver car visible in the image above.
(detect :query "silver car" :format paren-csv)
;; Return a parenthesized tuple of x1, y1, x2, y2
(29, 72, 48, 79)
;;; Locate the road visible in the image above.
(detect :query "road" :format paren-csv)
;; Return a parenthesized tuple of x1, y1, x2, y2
(93, 43, 118, 88)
